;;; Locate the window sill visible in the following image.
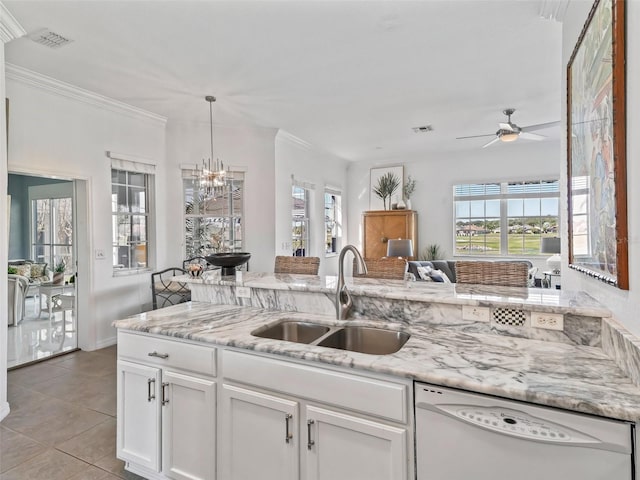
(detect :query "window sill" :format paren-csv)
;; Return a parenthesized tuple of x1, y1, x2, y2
(325, 253, 338, 258)
(113, 267, 153, 277)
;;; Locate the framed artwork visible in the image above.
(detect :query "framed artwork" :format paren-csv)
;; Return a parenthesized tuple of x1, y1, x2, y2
(567, 0, 628, 289)
(369, 165, 404, 211)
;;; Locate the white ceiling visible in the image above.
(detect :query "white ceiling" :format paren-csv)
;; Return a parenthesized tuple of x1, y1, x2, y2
(4, 0, 563, 161)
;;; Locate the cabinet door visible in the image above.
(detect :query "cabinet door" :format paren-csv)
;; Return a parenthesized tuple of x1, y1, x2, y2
(304, 405, 407, 480)
(220, 384, 299, 480)
(162, 371, 216, 480)
(116, 360, 162, 472)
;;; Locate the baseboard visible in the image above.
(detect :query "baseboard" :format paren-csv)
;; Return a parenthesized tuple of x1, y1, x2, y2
(93, 336, 117, 351)
(0, 401, 10, 422)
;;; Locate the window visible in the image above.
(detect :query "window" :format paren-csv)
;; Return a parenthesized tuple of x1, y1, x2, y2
(183, 171, 244, 258)
(31, 189, 73, 274)
(112, 169, 151, 271)
(454, 180, 559, 256)
(292, 185, 310, 257)
(324, 190, 342, 255)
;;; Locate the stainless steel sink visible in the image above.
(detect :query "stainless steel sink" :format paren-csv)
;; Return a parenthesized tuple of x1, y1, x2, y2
(251, 320, 330, 344)
(317, 326, 410, 355)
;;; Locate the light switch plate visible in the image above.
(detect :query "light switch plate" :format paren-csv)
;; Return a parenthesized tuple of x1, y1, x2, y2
(236, 286, 251, 298)
(531, 312, 564, 331)
(95, 249, 105, 260)
(462, 305, 491, 322)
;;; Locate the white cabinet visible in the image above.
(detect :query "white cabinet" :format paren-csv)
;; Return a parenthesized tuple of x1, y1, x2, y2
(117, 332, 217, 480)
(117, 360, 162, 471)
(220, 384, 299, 480)
(304, 405, 406, 480)
(220, 350, 412, 480)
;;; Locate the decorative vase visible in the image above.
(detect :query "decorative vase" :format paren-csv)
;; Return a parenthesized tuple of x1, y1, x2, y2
(405, 199, 412, 210)
(397, 198, 406, 210)
(52, 272, 64, 285)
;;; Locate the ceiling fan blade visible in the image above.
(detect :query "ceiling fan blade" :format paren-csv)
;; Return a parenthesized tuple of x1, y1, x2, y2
(499, 123, 514, 131)
(481, 136, 501, 148)
(456, 133, 495, 140)
(520, 132, 545, 141)
(522, 120, 560, 132)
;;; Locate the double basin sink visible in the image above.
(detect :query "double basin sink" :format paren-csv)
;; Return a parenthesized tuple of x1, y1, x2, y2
(251, 320, 410, 355)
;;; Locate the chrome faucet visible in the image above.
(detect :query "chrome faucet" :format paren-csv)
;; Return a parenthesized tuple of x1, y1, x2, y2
(336, 245, 368, 320)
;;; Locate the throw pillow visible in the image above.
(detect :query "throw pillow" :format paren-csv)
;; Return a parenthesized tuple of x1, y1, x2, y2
(431, 269, 452, 283)
(15, 264, 31, 278)
(416, 266, 433, 281)
(31, 263, 47, 278)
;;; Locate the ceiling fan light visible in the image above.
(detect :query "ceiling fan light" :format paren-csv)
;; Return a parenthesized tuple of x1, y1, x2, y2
(500, 132, 519, 142)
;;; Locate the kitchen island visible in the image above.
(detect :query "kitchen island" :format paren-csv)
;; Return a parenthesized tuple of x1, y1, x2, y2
(114, 274, 640, 480)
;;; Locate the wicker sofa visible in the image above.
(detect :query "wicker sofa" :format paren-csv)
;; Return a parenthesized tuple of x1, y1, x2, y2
(407, 259, 534, 286)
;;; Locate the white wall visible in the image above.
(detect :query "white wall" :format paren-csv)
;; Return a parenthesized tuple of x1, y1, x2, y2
(165, 120, 278, 274)
(561, 1, 640, 335)
(275, 131, 349, 276)
(347, 141, 561, 269)
(6, 70, 167, 349)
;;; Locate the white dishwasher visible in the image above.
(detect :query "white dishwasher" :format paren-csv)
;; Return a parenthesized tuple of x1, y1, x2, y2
(415, 382, 634, 480)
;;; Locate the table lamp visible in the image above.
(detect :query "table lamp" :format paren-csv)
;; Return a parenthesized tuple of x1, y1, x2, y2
(387, 239, 413, 259)
(541, 237, 561, 274)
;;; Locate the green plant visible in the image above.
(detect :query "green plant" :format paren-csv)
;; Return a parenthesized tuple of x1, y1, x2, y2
(373, 172, 400, 210)
(8, 266, 17, 275)
(403, 175, 416, 200)
(421, 244, 443, 261)
(54, 260, 66, 273)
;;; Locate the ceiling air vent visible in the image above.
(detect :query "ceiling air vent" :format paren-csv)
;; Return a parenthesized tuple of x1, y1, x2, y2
(28, 28, 73, 49)
(412, 125, 433, 133)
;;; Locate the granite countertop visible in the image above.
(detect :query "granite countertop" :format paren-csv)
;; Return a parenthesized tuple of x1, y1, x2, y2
(114, 301, 640, 422)
(180, 272, 610, 317)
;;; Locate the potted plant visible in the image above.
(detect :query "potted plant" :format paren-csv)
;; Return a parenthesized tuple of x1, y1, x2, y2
(373, 172, 401, 210)
(403, 175, 416, 210)
(52, 260, 65, 285)
(422, 244, 443, 261)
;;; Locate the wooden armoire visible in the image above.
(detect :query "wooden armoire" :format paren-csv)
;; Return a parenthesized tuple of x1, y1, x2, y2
(362, 210, 418, 260)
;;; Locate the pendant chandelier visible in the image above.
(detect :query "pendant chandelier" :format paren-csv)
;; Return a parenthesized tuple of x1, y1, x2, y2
(199, 95, 225, 198)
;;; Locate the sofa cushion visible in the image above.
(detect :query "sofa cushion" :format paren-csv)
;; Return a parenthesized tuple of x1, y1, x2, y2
(14, 264, 31, 279)
(30, 263, 47, 279)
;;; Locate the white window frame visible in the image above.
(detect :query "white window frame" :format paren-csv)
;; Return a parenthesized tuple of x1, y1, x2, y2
(109, 152, 155, 275)
(453, 179, 560, 257)
(324, 188, 342, 256)
(292, 184, 311, 257)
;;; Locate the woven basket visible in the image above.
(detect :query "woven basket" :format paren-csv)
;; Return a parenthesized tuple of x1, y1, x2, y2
(354, 258, 407, 280)
(455, 261, 529, 287)
(274, 256, 320, 275)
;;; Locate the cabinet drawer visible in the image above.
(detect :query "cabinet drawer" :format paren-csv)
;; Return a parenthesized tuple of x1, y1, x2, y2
(223, 350, 407, 423)
(118, 331, 216, 377)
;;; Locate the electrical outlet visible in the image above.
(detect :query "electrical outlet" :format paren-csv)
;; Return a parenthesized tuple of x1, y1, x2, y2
(531, 312, 564, 331)
(462, 305, 491, 322)
(95, 249, 105, 260)
(236, 286, 251, 298)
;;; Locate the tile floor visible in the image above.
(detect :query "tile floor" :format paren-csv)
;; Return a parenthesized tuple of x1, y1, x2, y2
(1, 346, 144, 479)
(7, 296, 78, 369)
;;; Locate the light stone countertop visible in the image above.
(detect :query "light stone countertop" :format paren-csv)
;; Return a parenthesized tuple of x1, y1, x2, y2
(114, 301, 640, 423)
(179, 272, 610, 317)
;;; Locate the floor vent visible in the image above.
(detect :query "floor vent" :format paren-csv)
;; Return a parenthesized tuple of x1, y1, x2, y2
(28, 28, 73, 49)
(493, 307, 526, 327)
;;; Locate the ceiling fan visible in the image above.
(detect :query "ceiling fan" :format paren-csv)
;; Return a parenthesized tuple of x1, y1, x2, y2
(456, 108, 560, 148)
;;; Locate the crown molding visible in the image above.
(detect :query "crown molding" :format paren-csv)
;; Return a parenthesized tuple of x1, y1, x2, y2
(0, 3, 26, 43)
(5, 63, 168, 125)
(277, 129, 314, 151)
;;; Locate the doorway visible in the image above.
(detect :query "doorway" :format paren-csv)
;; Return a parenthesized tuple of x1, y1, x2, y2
(7, 173, 83, 368)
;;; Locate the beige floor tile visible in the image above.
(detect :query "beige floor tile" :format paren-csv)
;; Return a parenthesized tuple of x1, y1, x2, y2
(0, 425, 47, 473)
(2, 396, 110, 446)
(54, 351, 116, 378)
(57, 418, 116, 464)
(7, 362, 71, 388)
(93, 454, 145, 479)
(28, 372, 117, 416)
(67, 465, 119, 480)
(0, 449, 88, 480)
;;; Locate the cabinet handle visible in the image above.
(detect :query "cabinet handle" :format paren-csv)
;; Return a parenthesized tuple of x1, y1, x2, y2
(381, 236, 388, 244)
(148, 351, 169, 359)
(161, 382, 170, 406)
(285, 413, 293, 443)
(147, 378, 156, 402)
(307, 419, 315, 450)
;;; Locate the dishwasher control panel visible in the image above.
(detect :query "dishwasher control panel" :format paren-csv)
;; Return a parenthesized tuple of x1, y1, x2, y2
(447, 406, 593, 443)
